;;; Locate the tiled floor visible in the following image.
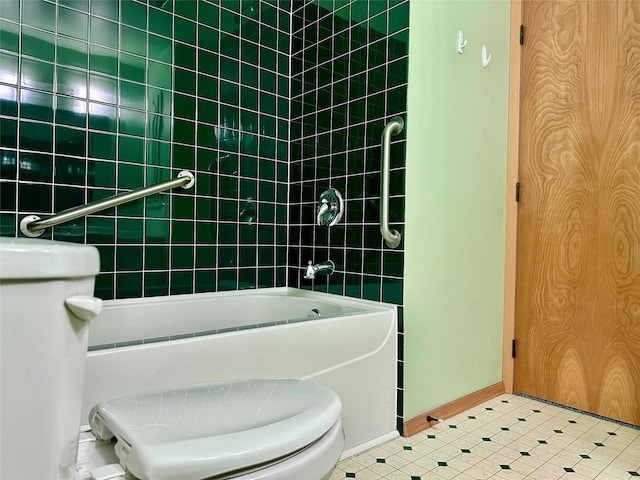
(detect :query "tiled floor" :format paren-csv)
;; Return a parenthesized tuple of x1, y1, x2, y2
(333, 394, 640, 480)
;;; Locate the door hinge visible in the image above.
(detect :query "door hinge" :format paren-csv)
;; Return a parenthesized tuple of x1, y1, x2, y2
(512, 339, 516, 358)
(520, 25, 525, 45)
(515, 182, 520, 202)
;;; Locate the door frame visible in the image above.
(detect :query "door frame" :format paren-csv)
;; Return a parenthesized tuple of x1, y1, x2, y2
(503, 0, 523, 393)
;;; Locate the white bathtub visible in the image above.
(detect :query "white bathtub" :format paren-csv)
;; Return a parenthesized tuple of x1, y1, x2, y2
(81, 287, 398, 458)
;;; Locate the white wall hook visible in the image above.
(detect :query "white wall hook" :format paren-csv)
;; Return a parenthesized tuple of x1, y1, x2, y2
(456, 30, 467, 54)
(482, 45, 492, 67)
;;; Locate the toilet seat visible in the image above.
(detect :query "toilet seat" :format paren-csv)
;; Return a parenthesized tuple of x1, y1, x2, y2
(89, 379, 342, 480)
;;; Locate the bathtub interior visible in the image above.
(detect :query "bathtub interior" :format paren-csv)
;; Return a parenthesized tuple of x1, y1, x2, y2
(88, 287, 367, 349)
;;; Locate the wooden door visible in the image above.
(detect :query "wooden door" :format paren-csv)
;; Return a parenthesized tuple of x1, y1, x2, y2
(515, 0, 640, 425)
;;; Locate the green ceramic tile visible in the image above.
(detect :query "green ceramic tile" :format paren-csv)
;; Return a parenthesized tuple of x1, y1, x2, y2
(198, 49, 218, 76)
(0, 181, 15, 210)
(87, 160, 115, 188)
(146, 140, 171, 166)
(146, 114, 171, 141)
(175, 0, 196, 20)
(90, 16, 118, 49)
(85, 216, 113, 244)
(198, 1, 219, 28)
(89, 72, 116, 103)
(261, 26, 277, 51)
(21, 58, 54, 92)
(175, 68, 196, 95)
(94, 273, 114, 300)
(218, 222, 237, 244)
(22, 0, 55, 31)
(148, 7, 172, 37)
(88, 132, 116, 160)
(389, 2, 410, 34)
(119, 108, 146, 137)
(120, 52, 145, 82)
(144, 271, 169, 297)
(220, 9, 239, 34)
(118, 162, 144, 190)
(145, 218, 170, 243)
(18, 151, 51, 182)
(89, 103, 116, 132)
(58, 0, 88, 11)
(145, 245, 169, 270)
(121, 1, 147, 30)
(382, 278, 403, 304)
(217, 269, 237, 290)
(22, 27, 54, 62)
(198, 75, 218, 103)
(171, 144, 193, 170)
(171, 245, 194, 269)
(56, 126, 86, 156)
(170, 271, 193, 295)
(0, 0, 20, 22)
(219, 32, 239, 57)
(258, 246, 274, 266)
(116, 272, 142, 299)
(172, 194, 194, 219)
(117, 218, 143, 243)
(195, 246, 216, 268)
(196, 221, 216, 243)
(56, 97, 87, 127)
(148, 33, 171, 63)
(196, 197, 216, 222)
(220, 56, 239, 82)
(173, 119, 195, 145)
(146, 87, 171, 114)
(91, 0, 118, 21)
(238, 268, 256, 289)
(195, 270, 216, 293)
(218, 246, 238, 267)
(121, 25, 146, 56)
(175, 16, 196, 44)
(171, 219, 194, 243)
(0, 150, 17, 180)
(116, 245, 143, 271)
(118, 136, 144, 163)
(119, 80, 145, 110)
(18, 182, 51, 211)
(0, 20, 19, 53)
(19, 121, 51, 152)
(147, 60, 172, 89)
(87, 44, 115, 74)
(20, 90, 52, 122)
(58, 6, 88, 40)
(174, 93, 195, 120)
(218, 200, 238, 222)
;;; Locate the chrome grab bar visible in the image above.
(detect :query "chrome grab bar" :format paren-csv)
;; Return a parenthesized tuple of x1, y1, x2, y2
(20, 170, 195, 238)
(380, 117, 403, 248)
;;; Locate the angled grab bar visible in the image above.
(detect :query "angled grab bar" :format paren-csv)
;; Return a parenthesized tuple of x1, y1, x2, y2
(380, 117, 404, 248)
(20, 170, 195, 238)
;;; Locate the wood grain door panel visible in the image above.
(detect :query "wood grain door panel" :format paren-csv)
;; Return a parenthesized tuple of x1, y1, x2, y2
(515, 0, 640, 425)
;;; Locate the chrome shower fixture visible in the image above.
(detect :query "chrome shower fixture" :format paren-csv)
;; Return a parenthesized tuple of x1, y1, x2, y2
(317, 189, 344, 226)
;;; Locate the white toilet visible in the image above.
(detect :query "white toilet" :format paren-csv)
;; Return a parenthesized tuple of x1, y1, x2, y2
(0, 238, 344, 480)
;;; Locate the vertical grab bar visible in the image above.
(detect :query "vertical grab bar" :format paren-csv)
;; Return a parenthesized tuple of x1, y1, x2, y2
(380, 116, 404, 248)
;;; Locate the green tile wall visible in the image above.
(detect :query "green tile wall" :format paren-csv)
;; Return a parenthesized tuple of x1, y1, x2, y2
(287, 0, 409, 432)
(0, 0, 290, 299)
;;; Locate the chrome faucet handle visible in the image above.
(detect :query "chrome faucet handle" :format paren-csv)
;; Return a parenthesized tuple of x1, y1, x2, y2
(304, 260, 316, 280)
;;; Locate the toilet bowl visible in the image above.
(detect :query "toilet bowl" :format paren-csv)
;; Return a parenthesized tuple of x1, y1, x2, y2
(86, 378, 344, 480)
(0, 238, 344, 480)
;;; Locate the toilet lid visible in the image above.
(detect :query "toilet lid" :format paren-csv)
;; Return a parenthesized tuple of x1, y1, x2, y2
(89, 379, 342, 480)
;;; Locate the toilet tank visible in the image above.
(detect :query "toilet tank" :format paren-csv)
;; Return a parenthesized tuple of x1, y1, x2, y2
(0, 238, 101, 480)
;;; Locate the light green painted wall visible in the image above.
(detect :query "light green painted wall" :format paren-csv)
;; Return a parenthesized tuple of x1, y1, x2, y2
(403, 0, 511, 420)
